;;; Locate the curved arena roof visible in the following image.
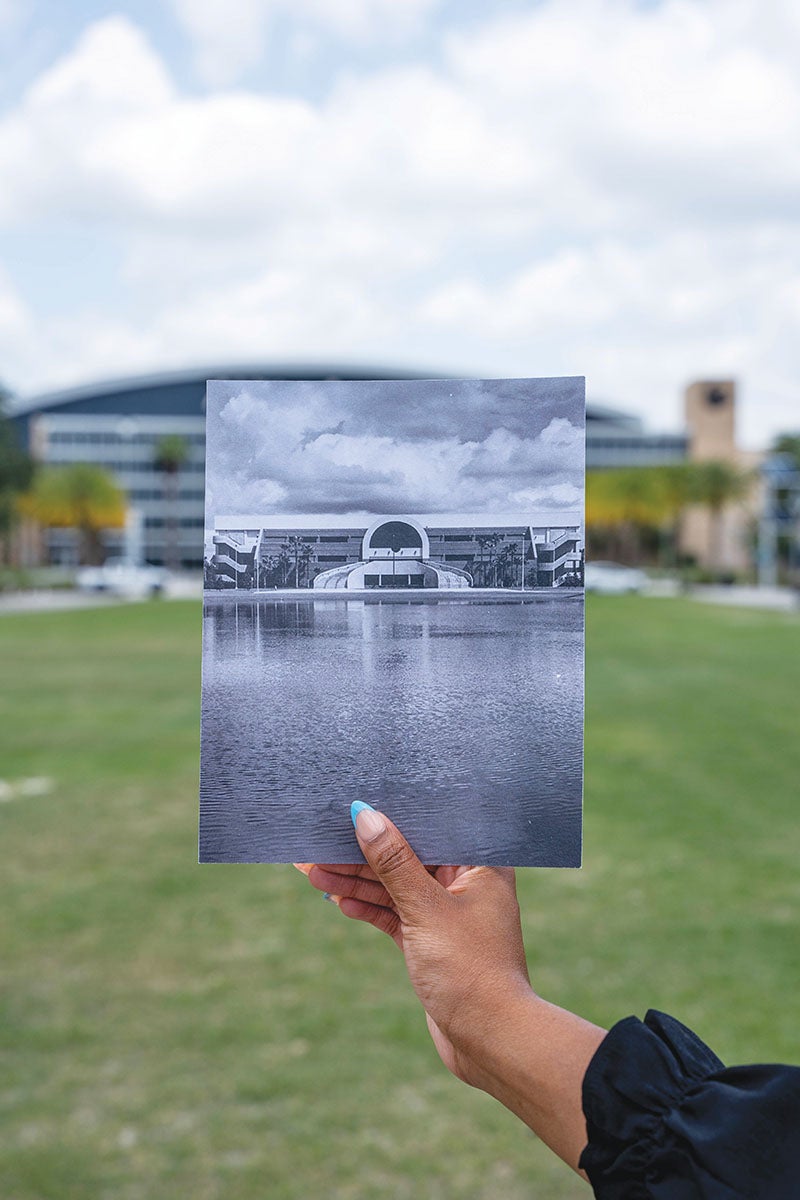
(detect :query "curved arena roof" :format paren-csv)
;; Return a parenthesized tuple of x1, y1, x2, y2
(12, 364, 628, 428)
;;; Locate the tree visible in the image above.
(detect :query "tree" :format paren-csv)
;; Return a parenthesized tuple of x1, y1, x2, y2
(0, 387, 34, 565)
(18, 464, 126, 565)
(586, 465, 703, 566)
(475, 532, 501, 586)
(688, 460, 751, 571)
(281, 536, 315, 588)
(496, 541, 522, 587)
(773, 433, 800, 471)
(153, 435, 189, 571)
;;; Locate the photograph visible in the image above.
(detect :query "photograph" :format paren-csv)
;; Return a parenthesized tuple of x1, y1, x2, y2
(200, 377, 585, 865)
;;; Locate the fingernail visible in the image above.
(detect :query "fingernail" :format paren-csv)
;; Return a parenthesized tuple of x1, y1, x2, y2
(350, 800, 387, 842)
(323, 892, 341, 905)
(350, 800, 374, 827)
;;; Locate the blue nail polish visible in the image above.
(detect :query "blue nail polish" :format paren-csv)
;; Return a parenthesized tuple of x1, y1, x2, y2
(350, 800, 375, 828)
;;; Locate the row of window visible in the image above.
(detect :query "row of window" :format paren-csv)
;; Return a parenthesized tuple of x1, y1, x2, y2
(588, 437, 686, 449)
(259, 534, 358, 545)
(47, 430, 205, 446)
(364, 574, 424, 588)
(97, 461, 205, 475)
(129, 489, 206, 502)
(145, 516, 205, 529)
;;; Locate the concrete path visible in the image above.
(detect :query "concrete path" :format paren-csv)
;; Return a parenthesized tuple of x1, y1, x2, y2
(691, 584, 799, 612)
(0, 575, 202, 615)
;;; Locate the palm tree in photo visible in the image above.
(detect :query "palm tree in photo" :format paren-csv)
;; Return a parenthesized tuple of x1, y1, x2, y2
(153, 435, 189, 571)
(496, 541, 521, 587)
(475, 532, 501, 586)
(19, 463, 126, 565)
(299, 540, 315, 587)
(281, 536, 313, 588)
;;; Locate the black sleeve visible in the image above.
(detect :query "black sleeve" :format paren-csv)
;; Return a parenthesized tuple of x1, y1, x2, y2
(579, 1009, 800, 1199)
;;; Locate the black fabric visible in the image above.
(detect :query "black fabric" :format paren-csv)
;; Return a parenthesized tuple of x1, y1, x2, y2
(579, 1010, 800, 1199)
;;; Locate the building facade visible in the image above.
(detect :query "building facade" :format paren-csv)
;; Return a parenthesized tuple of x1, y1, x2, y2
(11, 367, 745, 570)
(209, 514, 584, 590)
(585, 405, 687, 468)
(11, 366, 431, 568)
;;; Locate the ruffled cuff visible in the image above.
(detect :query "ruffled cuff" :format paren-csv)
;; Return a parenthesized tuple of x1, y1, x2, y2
(579, 1010, 800, 1199)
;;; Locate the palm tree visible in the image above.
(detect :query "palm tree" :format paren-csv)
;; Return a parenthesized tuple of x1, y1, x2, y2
(651, 464, 695, 568)
(586, 467, 689, 564)
(19, 464, 126, 565)
(475, 532, 501, 586)
(153, 435, 189, 571)
(688, 461, 751, 572)
(281, 536, 314, 588)
(496, 541, 522, 587)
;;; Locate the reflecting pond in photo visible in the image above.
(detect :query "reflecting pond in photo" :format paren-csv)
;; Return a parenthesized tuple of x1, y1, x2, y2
(200, 593, 583, 866)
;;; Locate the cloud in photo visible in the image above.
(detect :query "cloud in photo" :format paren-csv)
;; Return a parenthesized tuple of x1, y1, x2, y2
(205, 378, 584, 528)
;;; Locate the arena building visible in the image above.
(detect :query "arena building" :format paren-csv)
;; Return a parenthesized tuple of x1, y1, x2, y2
(10, 366, 428, 568)
(208, 513, 584, 591)
(11, 367, 736, 569)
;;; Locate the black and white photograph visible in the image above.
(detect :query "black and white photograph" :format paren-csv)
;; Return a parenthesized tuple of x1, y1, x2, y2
(200, 377, 585, 866)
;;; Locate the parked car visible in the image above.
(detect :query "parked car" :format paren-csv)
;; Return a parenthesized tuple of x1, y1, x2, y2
(76, 559, 170, 599)
(584, 561, 648, 595)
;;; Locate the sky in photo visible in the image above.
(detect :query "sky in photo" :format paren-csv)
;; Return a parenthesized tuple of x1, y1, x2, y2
(1, 1, 799, 448)
(204, 377, 584, 540)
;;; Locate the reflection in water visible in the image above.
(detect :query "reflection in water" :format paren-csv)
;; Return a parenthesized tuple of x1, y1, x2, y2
(200, 593, 583, 867)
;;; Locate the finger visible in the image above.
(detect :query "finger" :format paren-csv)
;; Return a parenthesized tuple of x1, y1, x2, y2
(292, 863, 314, 876)
(314, 862, 382, 883)
(307, 864, 395, 909)
(350, 802, 446, 924)
(338, 896, 403, 947)
(433, 865, 471, 888)
(448, 865, 517, 898)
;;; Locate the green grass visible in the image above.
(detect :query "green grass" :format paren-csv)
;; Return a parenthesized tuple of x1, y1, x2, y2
(0, 597, 798, 1199)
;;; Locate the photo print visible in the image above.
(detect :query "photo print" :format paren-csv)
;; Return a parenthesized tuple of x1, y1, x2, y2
(200, 377, 585, 866)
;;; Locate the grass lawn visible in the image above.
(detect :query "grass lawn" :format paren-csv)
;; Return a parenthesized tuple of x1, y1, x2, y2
(0, 596, 798, 1199)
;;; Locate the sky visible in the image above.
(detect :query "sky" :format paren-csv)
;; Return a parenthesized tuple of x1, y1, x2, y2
(204, 377, 584, 542)
(1, 0, 799, 449)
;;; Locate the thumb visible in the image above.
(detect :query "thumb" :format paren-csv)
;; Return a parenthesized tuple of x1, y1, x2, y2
(350, 801, 444, 923)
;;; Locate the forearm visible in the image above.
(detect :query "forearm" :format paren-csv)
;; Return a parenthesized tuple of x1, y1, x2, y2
(458, 989, 607, 1175)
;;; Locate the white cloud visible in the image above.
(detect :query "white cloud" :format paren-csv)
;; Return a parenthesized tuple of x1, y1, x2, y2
(0, 266, 30, 357)
(171, 0, 441, 86)
(1, 3, 799, 448)
(207, 382, 583, 517)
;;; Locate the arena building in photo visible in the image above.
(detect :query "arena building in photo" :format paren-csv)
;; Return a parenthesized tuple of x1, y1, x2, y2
(208, 513, 584, 591)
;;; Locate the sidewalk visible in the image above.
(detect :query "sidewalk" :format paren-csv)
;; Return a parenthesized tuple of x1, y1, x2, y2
(0, 575, 202, 615)
(690, 584, 799, 612)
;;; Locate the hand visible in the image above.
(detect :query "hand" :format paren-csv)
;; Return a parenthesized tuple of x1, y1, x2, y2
(300, 808, 531, 1089)
(296, 803, 607, 1175)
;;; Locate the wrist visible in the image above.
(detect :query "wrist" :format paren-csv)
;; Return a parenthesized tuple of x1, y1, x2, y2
(453, 984, 543, 1091)
(466, 992, 607, 1173)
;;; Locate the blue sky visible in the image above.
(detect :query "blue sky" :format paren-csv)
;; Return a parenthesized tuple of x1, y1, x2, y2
(1, 0, 799, 448)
